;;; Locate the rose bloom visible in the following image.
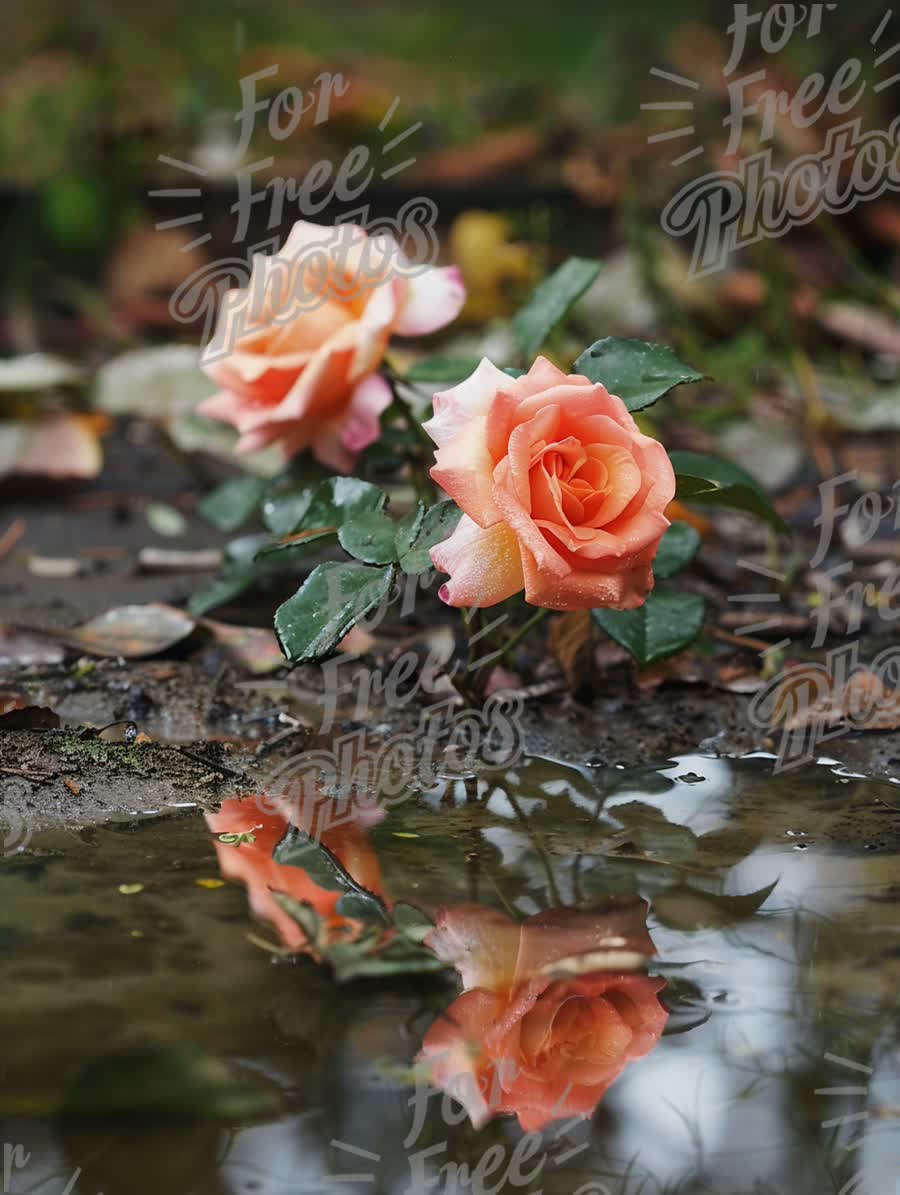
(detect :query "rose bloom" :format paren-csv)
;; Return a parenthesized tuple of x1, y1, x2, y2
(206, 795, 383, 953)
(199, 220, 465, 471)
(418, 902, 668, 1132)
(424, 357, 676, 610)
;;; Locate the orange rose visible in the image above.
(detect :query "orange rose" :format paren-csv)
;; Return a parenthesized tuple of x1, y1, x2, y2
(206, 795, 383, 953)
(418, 903, 668, 1132)
(199, 220, 465, 471)
(424, 357, 676, 610)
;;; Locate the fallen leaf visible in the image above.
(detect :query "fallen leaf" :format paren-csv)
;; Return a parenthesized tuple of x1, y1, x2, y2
(0, 628, 64, 668)
(819, 303, 900, 358)
(27, 556, 83, 579)
(0, 414, 103, 480)
(63, 777, 81, 796)
(777, 666, 900, 733)
(548, 610, 594, 693)
(138, 548, 223, 572)
(199, 618, 286, 674)
(43, 603, 197, 659)
(0, 353, 83, 392)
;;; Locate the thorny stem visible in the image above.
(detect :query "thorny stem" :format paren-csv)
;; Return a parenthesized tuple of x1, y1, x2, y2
(498, 607, 549, 663)
(385, 372, 438, 504)
(450, 604, 551, 706)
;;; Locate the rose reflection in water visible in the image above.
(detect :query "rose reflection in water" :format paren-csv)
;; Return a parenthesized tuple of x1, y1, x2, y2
(206, 799, 667, 1136)
(205, 795, 385, 953)
(418, 902, 669, 1133)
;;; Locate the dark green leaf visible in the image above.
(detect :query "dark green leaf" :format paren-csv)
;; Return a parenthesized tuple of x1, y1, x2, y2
(263, 476, 387, 538)
(573, 338, 704, 411)
(274, 828, 390, 924)
(653, 879, 779, 931)
(652, 521, 701, 580)
(513, 257, 601, 358)
(262, 486, 315, 537)
(300, 477, 387, 531)
(325, 936, 447, 981)
(392, 902, 435, 943)
(675, 475, 788, 534)
(199, 476, 266, 533)
(668, 450, 764, 494)
(405, 357, 482, 384)
(592, 588, 705, 665)
(274, 562, 395, 662)
(393, 502, 426, 559)
(606, 801, 700, 861)
(398, 501, 463, 574)
(188, 533, 281, 616)
(188, 571, 255, 617)
(338, 509, 399, 565)
(255, 527, 337, 559)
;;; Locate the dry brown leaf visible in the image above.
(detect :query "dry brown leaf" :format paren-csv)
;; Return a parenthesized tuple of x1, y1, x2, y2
(778, 667, 900, 732)
(547, 610, 594, 693)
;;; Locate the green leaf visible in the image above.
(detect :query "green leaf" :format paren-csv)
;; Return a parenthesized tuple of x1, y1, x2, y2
(199, 477, 266, 533)
(274, 561, 395, 662)
(255, 527, 337, 559)
(652, 522, 701, 580)
(398, 501, 463, 575)
(188, 571, 255, 617)
(675, 475, 788, 534)
(187, 533, 281, 615)
(573, 338, 704, 411)
(274, 828, 391, 924)
(263, 476, 387, 538)
(393, 501, 426, 559)
(592, 588, 705, 665)
(338, 509, 399, 565)
(300, 477, 387, 531)
(405, 357, 482, 384)
(324, 935, 447, 981)
(262, 485, 316, 537)
(392, 902, 435, 944)
(513, 257, 601, 358)
(668, 450, 764, 494)
(653, 879, 778, 931)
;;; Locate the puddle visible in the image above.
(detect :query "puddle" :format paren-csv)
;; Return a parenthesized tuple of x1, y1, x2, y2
(1, 754, 899, 1194)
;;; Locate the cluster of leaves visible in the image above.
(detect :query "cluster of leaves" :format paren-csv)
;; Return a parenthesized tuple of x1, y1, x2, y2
(196, 473, 462, 662)
(270, 827, 443, 981)
(196, 255, 786, 670)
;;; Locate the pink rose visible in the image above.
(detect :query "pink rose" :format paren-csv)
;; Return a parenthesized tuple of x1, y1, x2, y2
(418, 903, 668, 1132)
(424, 357, 676, 610)
(199, 220, 465, 471)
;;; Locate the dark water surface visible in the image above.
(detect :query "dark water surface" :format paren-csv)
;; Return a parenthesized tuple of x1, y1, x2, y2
(1, 753, 899, 1195)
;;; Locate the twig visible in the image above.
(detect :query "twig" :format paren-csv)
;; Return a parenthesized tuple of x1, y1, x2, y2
(0, 765, 57, 782)
(176, 747, 245, 779)
(0, 519, 26, 564)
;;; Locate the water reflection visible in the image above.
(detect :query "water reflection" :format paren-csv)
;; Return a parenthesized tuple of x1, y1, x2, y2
(206, 796, 384, 953)
(1, 753, 899, 1193)
(418, 903, 667, 1132)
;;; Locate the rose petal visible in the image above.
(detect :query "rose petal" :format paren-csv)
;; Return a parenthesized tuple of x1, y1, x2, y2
(394, 265, 466, 336)
(430, 515, 525, 608)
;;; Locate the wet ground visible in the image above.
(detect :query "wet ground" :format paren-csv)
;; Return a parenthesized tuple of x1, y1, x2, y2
(2, 753, 900, 1195)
